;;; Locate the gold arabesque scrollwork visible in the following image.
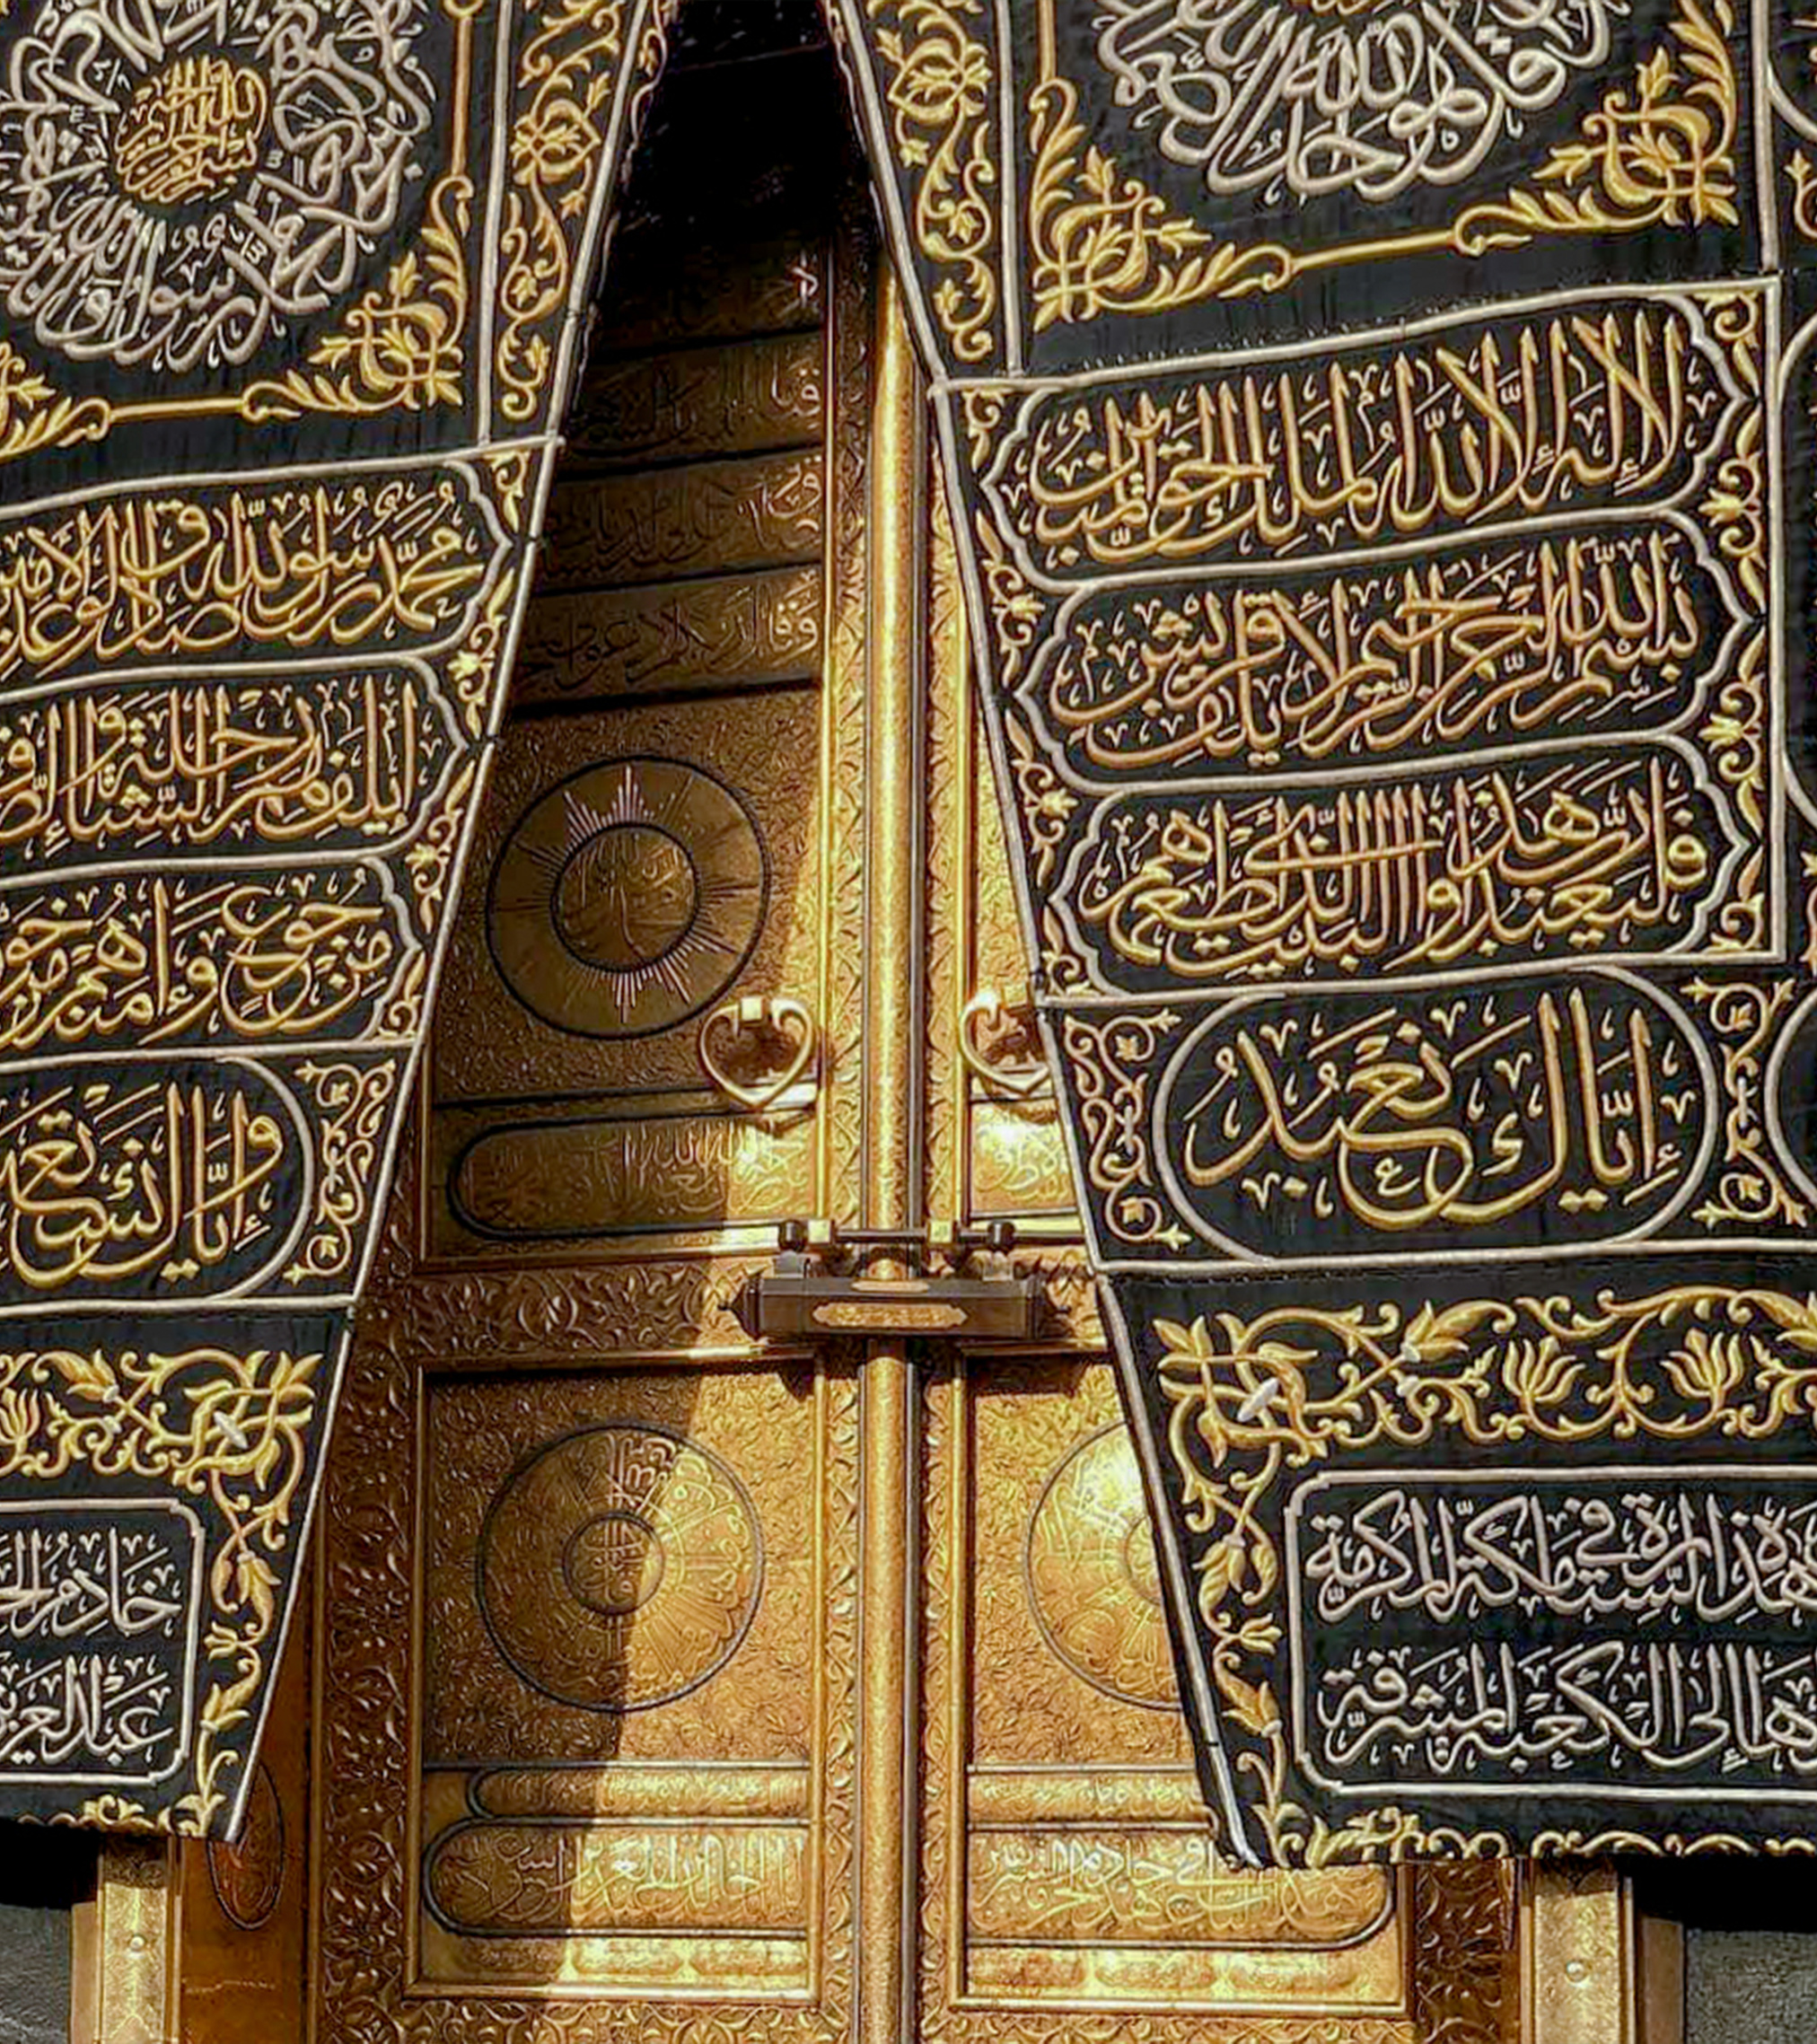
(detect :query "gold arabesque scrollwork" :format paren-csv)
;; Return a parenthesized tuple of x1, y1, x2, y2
(865, 0, 1000, 363)
(241, 175, 474, 421)
(1028, 77, 1294, 329)
(0, 340, 109, 464)
(496, 0, 631, 422)
(1060, 1010, 1189, 1249)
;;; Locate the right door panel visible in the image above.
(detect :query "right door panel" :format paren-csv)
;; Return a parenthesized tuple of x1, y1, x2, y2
(918, 1355, 1520, 2044)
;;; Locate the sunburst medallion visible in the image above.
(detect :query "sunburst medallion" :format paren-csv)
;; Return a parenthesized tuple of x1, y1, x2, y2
(487, 756, 768, 1039)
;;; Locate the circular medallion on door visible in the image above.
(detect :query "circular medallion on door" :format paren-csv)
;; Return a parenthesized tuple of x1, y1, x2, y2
(478, 1422, 763, 1711)
(487, 756, 768, 1039)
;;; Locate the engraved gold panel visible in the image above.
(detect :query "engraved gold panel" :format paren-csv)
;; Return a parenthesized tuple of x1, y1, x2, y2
(601, 234, 824, 356)
(170, 1597, 310, 2044)
(444, 695, 818, 1102)
(427, 687, 826, 1257)
(417, 129, 866, 1268)
(514, 566, 824, 706)
(540, 452, 823, 592)
(486, 757, 768, 1040)
(434, 1097, 820, 1246)
(1023, 1422, 1175, 1708)
(563, 334, 824, 470)
(926, 485, 1078, 1238)
(475, 1423, 762, 1712)
(919, 1356, 1517, 2037)
(313, 1154, 863, 2031)
(417, 1364, 852, 2001)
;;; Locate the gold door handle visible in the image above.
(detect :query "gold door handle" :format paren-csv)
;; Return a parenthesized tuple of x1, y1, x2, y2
(698, 995, 820, 1113)
(958, 987, 1051, 1100)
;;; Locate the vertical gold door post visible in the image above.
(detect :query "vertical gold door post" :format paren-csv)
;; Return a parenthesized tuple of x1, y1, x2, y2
(71, 1841, 177, 2044)
(1523, 1864, 1682, 2044)
(855, 261, 927, 2044)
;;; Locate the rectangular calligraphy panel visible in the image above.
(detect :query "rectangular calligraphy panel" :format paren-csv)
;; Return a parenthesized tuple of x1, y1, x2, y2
(0, 1502, 202, 1788)
(1287, 1469, 1817, 1801)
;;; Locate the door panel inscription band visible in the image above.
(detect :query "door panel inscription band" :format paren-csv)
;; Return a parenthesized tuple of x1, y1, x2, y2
(830, 0, 1817, 1859)
(0, 0, 672, 1829)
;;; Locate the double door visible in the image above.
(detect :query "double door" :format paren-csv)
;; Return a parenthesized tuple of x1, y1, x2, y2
(128, 20, 1646, 2042)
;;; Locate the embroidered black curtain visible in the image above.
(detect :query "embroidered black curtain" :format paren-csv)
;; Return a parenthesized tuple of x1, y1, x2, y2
(830, 0, 1817, 1865)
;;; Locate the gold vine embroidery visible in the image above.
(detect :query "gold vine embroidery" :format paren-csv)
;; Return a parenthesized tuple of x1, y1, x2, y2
(1060, 1009, 1188, 1249)
(241, 175, 472, 420)
(1028, 77, 1292, 328)
(1684, 978, 1809, 1228)
(0, 341, 110, 464)
(870, 0, 999, 363)
(496, 0, 630, 423)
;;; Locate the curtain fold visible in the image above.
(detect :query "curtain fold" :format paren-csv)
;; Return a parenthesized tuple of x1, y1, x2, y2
(0, 0, 675, 1833)
(827, 0, 1817, 1864)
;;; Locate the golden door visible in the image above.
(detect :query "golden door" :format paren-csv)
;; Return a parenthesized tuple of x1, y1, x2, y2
(106, 13, 1667, 2043)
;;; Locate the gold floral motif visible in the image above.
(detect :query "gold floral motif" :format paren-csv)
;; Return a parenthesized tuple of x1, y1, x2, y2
(1701, 629, 1768, 953)
(1408, 1864, 1519, 2041)
(1004, 712, 1075, 887)
(1153, 1286, 1817, 1863)
(484, 447, 537, 534)
(1452, 0, 1737, 250)
(241, 175, 472, 420)
(1805, 854, 1817, 973)
(1793, 151, 1817, 239)
(959, 388, 1006, 470)
(0, 1341, 323, 1835)
(496, 0, 630, 423)
(284, 1061, 399, 1284)
(1698, 292, 1767, 612)
(390, 1258, 766, 1362)
(973, 513, 1042, 692)
(0, 340, 109, 462)
(1702, 628, 1768, 835)
(377, 953, 429, 1042)
(405, 758, 478, 933)
(1058, 1012, 1188, 1250)
(822, 193, 881, 1221)
(1027, 78, 1293, 329)
(867, 0, 999, 363)
(1684, 979, 1810, 1227)
(445, 572, 519, 739)
(1039, 903, 1086, 994)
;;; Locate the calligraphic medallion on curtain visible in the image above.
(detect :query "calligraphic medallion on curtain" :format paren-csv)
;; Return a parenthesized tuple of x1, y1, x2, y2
(829, 0, 1817, 1862)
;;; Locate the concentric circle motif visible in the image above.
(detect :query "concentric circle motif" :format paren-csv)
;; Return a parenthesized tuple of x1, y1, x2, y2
(206, 1760, 286, 1930)
(487, 758, 767, 1040)
(1024, 1425, 1175, 1709)
(478, 1423, 762, 1713)
(0, 0, 432, 373)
